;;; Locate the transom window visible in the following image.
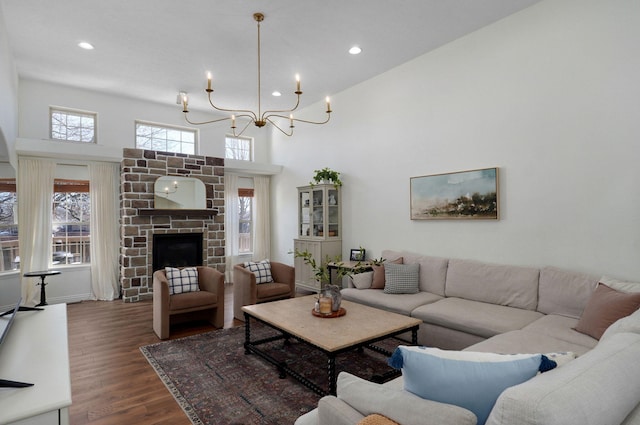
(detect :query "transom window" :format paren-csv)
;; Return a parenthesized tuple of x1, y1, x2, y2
(50, 107, 97, 143)
(225, 135, 253, 161)
(136, 121, 196, 154)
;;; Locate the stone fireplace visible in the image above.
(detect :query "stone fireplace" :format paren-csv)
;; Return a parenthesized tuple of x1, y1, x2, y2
(120, 148, 225, 302)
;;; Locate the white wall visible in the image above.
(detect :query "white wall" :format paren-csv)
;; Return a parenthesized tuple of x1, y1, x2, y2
(270, 0, 640, 281)
(0, 3, 19, 164)
(17, 79, 271, 161)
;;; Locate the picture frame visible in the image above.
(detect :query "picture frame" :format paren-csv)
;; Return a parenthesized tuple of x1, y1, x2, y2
(350, 248, 366, 262)
(410, 167, 499, 220)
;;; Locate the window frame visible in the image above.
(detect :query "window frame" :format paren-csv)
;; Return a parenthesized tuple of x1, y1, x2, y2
(52, 179, 91, 266)
(135, 120, 198, 154)
(49, 106, 98, 143)
(238, 188, 254, 254)
(225, 135, 253, 161)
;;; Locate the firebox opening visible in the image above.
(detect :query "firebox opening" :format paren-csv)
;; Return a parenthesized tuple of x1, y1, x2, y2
(152, 233, 203, 272)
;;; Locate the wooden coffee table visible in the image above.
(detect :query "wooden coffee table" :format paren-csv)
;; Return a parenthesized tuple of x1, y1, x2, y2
(242, 295, 421, 395)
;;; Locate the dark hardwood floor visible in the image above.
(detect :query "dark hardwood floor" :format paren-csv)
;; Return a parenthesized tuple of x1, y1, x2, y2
(66, 285, 242, 425)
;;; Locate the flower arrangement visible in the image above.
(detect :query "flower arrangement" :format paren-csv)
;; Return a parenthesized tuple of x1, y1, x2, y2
(310, 167, 342, 189)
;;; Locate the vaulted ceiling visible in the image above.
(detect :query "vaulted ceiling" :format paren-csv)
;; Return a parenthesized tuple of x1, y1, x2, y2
(2, 0, 541, 115)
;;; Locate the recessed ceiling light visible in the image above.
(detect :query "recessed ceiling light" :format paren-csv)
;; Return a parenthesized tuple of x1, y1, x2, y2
(349, 46, 362, 55)
(78, 42, 94, 50)
(272, 91, 282, 97)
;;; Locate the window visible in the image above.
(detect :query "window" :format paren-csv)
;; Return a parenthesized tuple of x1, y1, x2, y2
(225, 135, 253, 161)
(238, 188, 253, 253)
(50, 107, 97, 143)
(136, 121, 196, 154)
(52, 179, 90, 265)
(0, 179, 18, 271)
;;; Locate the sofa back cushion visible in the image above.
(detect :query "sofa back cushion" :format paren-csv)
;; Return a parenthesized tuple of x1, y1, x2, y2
(445, 259, 539, 310)
(537, 267, 599, 318)
(385, 250, 448, 297)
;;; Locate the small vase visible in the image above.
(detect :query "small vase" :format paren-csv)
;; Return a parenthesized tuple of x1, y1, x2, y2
(325, 284, 342, 312)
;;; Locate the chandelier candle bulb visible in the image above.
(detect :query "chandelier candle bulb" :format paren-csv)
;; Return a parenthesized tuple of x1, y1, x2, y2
(296, 74, 301, 92)
(326, 97, 331, 112)
(290, 114, 294, 128)
(182, 95, 188, 112)
(207, 72, 212, 91)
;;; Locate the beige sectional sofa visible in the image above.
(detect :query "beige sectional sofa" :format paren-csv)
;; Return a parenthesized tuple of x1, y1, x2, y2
(295, 250, 640, 425)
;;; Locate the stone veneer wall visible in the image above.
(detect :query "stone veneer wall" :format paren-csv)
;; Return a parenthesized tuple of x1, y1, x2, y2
(120, 148, 225, 302)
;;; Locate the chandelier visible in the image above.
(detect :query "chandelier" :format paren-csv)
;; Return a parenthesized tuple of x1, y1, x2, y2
(180, 12, 332, 137)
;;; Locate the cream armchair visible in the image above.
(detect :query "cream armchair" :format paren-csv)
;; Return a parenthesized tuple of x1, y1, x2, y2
(233, 261, 296, 320)
(153, 266, 225, 339)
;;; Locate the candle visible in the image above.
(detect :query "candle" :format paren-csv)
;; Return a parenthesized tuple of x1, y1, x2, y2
(231, 114, 236, 128)
(182, 94, 188, 111)
(319, 297, 332, 314)
(326, 96, 331, 112)
(289, 114, 294, 128)
(164, 187, 169, 194)
(295, 74, 301, 92)
(207, 72, 212, 91)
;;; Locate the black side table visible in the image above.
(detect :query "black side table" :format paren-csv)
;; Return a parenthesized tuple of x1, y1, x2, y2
(23, 270, 62, 306)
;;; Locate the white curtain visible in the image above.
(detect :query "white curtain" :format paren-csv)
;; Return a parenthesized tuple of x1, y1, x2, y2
(224, 173, 240, 282)
(89, 162, 120, 300)
(253, 175, 270, 261)
(17, 157, 55, 306)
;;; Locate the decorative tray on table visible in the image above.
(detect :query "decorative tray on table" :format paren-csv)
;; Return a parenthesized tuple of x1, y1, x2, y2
(312, 307, 346, 318)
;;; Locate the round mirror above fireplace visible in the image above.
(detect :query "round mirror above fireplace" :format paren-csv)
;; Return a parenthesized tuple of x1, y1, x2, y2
(154, 176, 206, 209)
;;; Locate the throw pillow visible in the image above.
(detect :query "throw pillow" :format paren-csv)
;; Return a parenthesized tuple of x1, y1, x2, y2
(243, 259, 274, 284)
(371, 257, 403, 289)
(357, 414, 400, 425)
(388, 346, 545, 425)
(383, 263, 420, 294)
(165, 266, 199, 295)
(351, 271, 374, 289)
(573, 283, 640, 340)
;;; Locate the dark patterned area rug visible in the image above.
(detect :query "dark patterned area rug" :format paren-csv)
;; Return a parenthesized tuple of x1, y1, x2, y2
(140, 323, 400, 425)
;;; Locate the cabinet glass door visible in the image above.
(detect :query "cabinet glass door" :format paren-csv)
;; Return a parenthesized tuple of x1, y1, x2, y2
(327, 188, 339, 237)
(299, 191, 311, 237)
(312, 189, 324, 236)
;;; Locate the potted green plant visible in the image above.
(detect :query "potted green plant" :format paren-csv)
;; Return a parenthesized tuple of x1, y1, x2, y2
(310, 167, 342, 189)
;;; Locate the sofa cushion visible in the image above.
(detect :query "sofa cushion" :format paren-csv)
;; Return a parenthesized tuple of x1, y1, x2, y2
(165, 266, 200, 295)
(341, 288, 442, 316)
(398, 251, 449, 296)
(384, 263, 420, 294)
(573, 283, 640, 340)
(445, 259, 539, 310)
(389, 346, 545, 425)
(169, 290, 217, 311)
(371, 257, 403, 289)
(336, 372, 477, 425)
(537, 266, 599, 318)
(520, 314, 598, 350)
(467, 330, 594, 357)
(243, 259, 274, 284)
(485, 332, 640, 425)
(411, 298, 544, 339)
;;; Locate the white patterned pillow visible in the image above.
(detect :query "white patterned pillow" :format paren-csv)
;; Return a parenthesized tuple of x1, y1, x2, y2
(244, 260, 273, 284)
(165, 266, 200, 295)
(351, 271, 373, 289)
(384, 263, 420, 294)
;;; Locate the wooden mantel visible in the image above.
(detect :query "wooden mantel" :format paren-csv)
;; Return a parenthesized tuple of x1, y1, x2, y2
(138, 209, 218, 217)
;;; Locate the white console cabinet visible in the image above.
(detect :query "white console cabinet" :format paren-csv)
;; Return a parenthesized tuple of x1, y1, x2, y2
(0, 304, 71, 425)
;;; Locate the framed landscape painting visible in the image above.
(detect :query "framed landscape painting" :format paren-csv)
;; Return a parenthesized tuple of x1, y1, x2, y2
(410, 168, 499, 220)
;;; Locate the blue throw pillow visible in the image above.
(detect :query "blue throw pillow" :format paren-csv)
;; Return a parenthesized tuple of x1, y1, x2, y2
(388, 346, 547, 425)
